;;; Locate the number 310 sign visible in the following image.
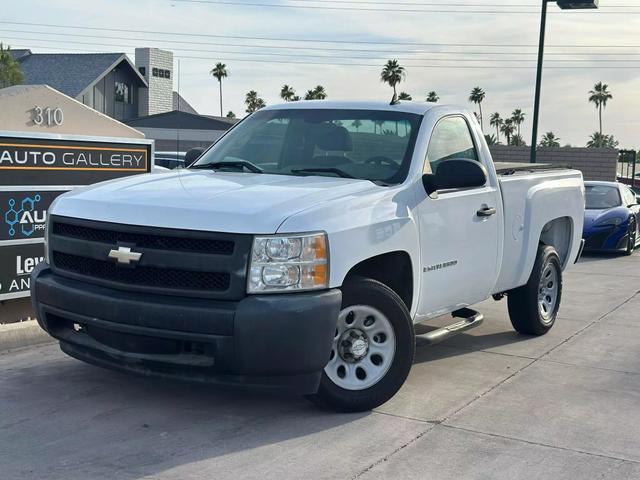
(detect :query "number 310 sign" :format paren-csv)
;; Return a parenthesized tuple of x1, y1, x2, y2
(32, 106, 64, 126)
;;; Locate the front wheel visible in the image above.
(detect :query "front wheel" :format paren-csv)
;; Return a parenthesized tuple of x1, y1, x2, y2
(507, 245, 562, 336)
(308, 278, 415, 412)
(625, 219, 636, 256)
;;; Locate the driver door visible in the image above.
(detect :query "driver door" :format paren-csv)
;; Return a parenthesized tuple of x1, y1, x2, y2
(415, 115, 501, 318)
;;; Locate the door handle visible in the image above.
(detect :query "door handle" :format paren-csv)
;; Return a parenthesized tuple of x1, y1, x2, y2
(477, 206, 496, 217)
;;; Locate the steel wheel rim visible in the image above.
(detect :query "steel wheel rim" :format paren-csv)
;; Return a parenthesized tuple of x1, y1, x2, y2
(538, 262, 559, 324)
(324, 305, 396, 391)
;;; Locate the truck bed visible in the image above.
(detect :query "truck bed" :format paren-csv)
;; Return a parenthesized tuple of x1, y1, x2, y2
(494, 162, 571, 175)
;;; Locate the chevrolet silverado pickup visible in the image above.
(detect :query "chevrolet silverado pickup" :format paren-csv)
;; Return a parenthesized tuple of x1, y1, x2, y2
(31, 101, 585, 412)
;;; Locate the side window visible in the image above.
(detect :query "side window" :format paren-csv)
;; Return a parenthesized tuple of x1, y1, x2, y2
(623, 187, 636, 206)
(424, 116, 478, 174)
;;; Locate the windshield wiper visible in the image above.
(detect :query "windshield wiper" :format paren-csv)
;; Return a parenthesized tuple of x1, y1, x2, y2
(191, 160, 263, 173)
(291, 168, 355, 179)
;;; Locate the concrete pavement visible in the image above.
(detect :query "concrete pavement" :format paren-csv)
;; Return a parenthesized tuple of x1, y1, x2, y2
(1, 252, 639, 479)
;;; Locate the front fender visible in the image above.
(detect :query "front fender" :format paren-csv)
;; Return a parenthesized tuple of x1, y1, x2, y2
(277, 186, 421, 316)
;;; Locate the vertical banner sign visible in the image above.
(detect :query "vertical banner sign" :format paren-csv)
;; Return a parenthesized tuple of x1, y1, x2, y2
(0, 132, 153, 301)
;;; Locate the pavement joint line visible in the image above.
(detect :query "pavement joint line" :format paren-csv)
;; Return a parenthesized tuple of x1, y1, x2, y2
(350, 423, 437, 479)
(538, 290, 640, 363)
(439, 424, 640, 465)
(371, 409, 447, 425)
(418, 340, 537, 361)
(539, 358, 640, 377)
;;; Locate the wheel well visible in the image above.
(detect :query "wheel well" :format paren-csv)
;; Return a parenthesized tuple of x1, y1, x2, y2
(539, 217, 572, 267)
(343, 251, 413, 309)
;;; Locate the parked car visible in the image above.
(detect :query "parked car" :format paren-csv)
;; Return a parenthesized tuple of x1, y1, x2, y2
(154, 151, 186, 170)
(31, 101, 585, 412)
(583, 181, 640, 255)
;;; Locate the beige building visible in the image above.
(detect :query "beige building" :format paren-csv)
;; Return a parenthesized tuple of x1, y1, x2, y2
(0, 84, 144, 138)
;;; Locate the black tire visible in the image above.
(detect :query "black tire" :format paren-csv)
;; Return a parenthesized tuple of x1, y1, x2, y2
(625, 218, 636, 256)
(308, 277, 415, 412)
(507, 245, 562, 336)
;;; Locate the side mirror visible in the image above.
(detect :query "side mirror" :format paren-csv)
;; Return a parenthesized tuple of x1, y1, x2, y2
(422, 158, 488, 195)
(185, 147, 205, 168)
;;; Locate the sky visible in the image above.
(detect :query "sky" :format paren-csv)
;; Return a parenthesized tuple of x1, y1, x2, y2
(3, 0, 640, 148)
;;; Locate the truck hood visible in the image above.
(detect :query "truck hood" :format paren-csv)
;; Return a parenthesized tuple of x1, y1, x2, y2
(52, 170, 377, 234)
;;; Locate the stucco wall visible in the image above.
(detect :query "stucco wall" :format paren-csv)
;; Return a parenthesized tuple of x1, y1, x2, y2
(0, 85, 144, 138)
(489, 145, 618, 181)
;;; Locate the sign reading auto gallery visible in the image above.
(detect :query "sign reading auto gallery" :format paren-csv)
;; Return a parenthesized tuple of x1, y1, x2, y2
(0, 135, 150, 186)
(0, 131, 153, 300)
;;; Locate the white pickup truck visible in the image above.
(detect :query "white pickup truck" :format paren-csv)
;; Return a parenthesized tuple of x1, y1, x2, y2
(31, 101, 585, 412)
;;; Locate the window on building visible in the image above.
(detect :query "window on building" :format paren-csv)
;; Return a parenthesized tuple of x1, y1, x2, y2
(165, 69, 171, 79)
(152, 67, 158, 77)
(158, 69, 165, 78)
(115, 82, 132, 104)
(138, 66, 146, 77)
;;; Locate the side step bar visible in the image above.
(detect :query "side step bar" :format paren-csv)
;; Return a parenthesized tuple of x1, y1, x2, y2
(417, 307, 484, 346)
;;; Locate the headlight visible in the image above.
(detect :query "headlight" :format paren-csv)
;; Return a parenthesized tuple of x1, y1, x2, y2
(594, 216, 623, 227)
(248, 232, 328, 293)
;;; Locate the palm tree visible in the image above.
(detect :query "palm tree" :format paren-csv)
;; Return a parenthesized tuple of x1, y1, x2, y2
(313, 85, 327, 99)
(380, 60, 406, 98)
(245, 90, 266, 113)
(304, 85, 327, 100)
(226, 111, 236, 119)
(351, 119, 362, 132)
(426, 91, 439, 103)
(587, 132, 618, 149)
(398, 92, 412, 100)
(468, 87, 486, 131)
(280, 84, 296, 102)
(489, 113, 503, 144)
(588, 82, 613, 143)
(484, 134, 497, 146)
(210, 63, 228, 117)
(510, 135, 526, 146)
(500, 119, 515, 145)
(511, 109, 525, 137)
(539, 132, 560, 147)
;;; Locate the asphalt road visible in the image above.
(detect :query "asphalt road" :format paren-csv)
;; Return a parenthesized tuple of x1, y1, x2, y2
(1, 252, 639, 479)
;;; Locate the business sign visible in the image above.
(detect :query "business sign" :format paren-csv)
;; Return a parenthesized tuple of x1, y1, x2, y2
(0, 135, 151, 186)
(0, 131, 153, 301)
(1, 190, 65, 241)
(0, 242, 44, 299)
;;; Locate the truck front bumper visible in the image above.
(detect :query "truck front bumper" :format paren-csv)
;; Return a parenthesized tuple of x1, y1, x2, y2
(31, 263, 341, 394)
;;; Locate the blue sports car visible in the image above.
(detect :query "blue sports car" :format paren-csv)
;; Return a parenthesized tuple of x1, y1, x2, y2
(583, 181, 640, 255)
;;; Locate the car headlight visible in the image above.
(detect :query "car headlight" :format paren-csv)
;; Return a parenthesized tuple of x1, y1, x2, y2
(248, 232, 328, 293)
(594, 216, 623, 227)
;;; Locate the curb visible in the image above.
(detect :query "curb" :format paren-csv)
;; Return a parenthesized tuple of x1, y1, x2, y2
(0, 320, 55, 353)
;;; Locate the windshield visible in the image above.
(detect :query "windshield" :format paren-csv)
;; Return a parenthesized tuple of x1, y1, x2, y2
(191, 109, 422, 184)
(585, 185, 621, 209)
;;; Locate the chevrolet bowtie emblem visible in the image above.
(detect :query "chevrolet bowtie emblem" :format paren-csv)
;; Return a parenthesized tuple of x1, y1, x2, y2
(108, 246, 142, 265)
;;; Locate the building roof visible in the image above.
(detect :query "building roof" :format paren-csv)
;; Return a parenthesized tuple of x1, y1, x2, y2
(9, 49, 32, 61)
(15, 52, 147, 98)
(172, 91, 198, 114)
(125, 110, 237, 130)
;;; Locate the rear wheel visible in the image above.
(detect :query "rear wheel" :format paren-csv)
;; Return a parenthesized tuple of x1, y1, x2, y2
(625, 219, 636, 255)
(507, 245, 562, 336)
(308, 277, 414, 412)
